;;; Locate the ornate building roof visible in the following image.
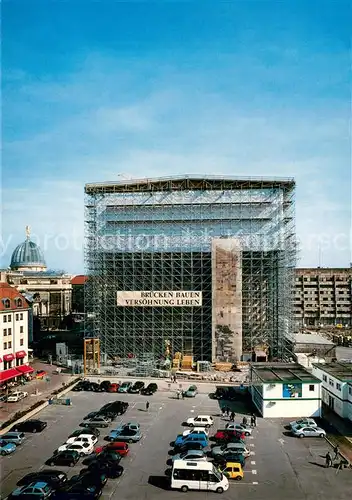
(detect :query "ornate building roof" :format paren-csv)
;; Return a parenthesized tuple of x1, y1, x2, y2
(10, 226, 47, 271)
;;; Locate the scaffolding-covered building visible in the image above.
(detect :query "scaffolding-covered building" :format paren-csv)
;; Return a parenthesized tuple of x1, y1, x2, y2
(84, 176, 296, 363)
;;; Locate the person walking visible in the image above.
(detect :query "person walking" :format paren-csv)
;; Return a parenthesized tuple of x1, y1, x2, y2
(242, 416, 248, 426)
(251, 414, 256, 427)
(146, 401, 150, 411)
(333, 445, 339, 461)
(221, 407, 226, 418)
(181, 391, 185, 400)
(230, 411, 235, 422)
(226, 407, 230, 418)
(325, 451, 332, 468)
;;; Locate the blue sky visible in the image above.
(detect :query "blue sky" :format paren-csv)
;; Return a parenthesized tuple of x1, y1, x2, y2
(2, 0, 351, 273)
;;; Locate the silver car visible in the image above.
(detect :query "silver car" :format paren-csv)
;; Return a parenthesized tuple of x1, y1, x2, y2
(290, 418, 317, 429)
(172, 449, 207, 461)
(292, 425, 326, 438)
(0, 432, 25, 445)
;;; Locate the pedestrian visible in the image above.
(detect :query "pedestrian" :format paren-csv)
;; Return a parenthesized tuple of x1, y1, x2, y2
(181, 391, 185, 400)
(333, 445, 339, 461)
(146, 401, 150, 411)
(325, 451, 332, 468)
(242, 416, 248, 426)
(230, 411, 235, 422)
(222, 407, 226, 418)
(226, 407, 230, 417)
(251, 414, 256, 427)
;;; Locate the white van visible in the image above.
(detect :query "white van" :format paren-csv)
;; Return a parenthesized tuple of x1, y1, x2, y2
(171, 460, 229, 493)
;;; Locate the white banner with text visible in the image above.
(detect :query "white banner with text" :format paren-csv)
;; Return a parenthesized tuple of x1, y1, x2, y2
(116, 291, 202, 307)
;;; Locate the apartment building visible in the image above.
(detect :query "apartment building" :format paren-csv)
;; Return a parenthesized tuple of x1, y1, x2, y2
(0, 282, 31, 384)
(294, 268, 352, 329)
(312, 362, 352, 422)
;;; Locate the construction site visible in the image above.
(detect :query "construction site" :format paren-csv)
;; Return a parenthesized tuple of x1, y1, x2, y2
(84, 175, 296, 376)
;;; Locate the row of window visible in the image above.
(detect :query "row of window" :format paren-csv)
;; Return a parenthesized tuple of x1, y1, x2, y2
(3, 326, 24, 335)
(2, 298, 23, 308)
(3, 358, 24, 369)
(323, 374, 342, 391)
(3, 313, 24, 322)
(3, 339, 24, 350)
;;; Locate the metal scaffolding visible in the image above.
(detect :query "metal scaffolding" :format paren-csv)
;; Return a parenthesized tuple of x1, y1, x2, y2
(84, 175, 296, 363)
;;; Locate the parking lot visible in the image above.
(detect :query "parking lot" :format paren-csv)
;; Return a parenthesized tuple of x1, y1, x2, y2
(1, 385, 352, 500)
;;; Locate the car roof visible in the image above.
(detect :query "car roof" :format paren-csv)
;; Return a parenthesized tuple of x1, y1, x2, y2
(225, 462, 242, 467)
(32, 481, 48, 488)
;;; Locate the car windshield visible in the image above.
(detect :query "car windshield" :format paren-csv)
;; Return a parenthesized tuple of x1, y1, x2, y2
(212, 465, 222, 480)
(295, 425, 303, 430)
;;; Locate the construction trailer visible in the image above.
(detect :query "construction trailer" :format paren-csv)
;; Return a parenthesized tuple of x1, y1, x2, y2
(84, 175, 296, 363)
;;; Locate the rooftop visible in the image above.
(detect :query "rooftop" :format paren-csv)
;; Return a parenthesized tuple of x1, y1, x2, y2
(71, 275, 88, 285)
(294, 333, 334, 346)
(0, 282, 29, 311)
(251, 362, 321, 383)
(85, 175, 295, 194)
(312, 362, 352, 382)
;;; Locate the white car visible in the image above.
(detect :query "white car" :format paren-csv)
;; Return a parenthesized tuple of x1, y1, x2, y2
(186, 415, 214, 428)
(58, 442, 94, 455)
(66, 435, 98, 446)
(291, 425, 326, 438)
(182, 427, 209, 437)
(290, 418, 317, 429)
(7, 391, 28, 402)
(225, 423, 253, 436)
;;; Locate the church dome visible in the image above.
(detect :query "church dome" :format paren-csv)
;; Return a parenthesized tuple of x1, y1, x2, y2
(10, 226, 47, 271)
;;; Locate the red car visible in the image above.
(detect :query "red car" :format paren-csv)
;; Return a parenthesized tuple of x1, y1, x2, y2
(35, 370, 47, 379)
(95, 442, 129, 457)
(107, 383, 120, 393)
(213, 429, 245, 441)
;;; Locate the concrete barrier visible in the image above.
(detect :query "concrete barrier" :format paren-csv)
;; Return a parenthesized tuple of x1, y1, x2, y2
(0, 378, 80, 436)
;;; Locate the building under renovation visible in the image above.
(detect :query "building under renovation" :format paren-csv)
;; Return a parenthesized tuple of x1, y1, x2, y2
(84, 176, 296, 363)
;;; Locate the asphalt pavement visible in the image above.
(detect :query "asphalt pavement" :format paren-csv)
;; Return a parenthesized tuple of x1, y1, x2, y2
(0, 387, 351, 500)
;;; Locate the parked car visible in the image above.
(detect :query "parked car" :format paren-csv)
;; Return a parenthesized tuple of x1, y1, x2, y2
(212, 452, 246, 468)
(47, 450, 80, 467)
(107, 383, 119, 393)
(52, 483, 102, 499)
(175, 442, 205, 454)
(174, 433, 208, 449)
(141, 383, 158, 395)
(68, 428, 100, 439)
(211, 442, 250, 458)
(66, 435, 98, 446)
(100, 401, 128, 416)
(184, 385, 198, 397)
(82, 450, 121, 466)
(291, 425, 326, 438)
(17, 470, 68, 488)
(99, 380, 111, 392)
(80, 416, 110, 428)
(129, 381, 144, 393)
(67, 470, 107, 488)
(0, 439, 16, 455)
(0, 432, 25, 445)
(225, 423, 252, 436)
(213, 429, 245, 442)
(108, 427, 141, 443)
(172, 449, 207, 462)
(115, 422, 140, 433)
(7, 391, 28, 403)
(36, 370, 47, 379)
(58, 442, 94, 456)
(95, 441, 129, 457)
(8, 481, 53, 499)
(220, 462, 243, 481)
(118, 381, 132, 393)
(290, 418, 317, 429)
(187, 415, 214, 428)
(182, 427, 209, 437)
(85, 461, 124, 479)
(11, 419, 47, 433)
(83, 411, 100, 421)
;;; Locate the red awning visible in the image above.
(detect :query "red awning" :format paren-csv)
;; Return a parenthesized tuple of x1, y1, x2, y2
(16, 365, 34, 375)
(0, 368, 20, 383)
(15, 351, 26, 359)
(0, 357, 2, 363)
(3, 353, 15, 362)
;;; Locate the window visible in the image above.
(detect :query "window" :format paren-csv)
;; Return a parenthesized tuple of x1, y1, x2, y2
(20, 313, 23, 320)
(3, 328, 7, 336)
(20, 338, 24, 346)
(3, 315, 7, 323)
(336, 383, 341, 391)
(3, 299, 10, 308)
(8, 341, 12, 348)
(20, 326, 24, 333)
(3, 342, 7, 349)
(329, 378, 334, 387)
(16, 313, 19, 321)
(323, 375, 327, 382)
(16, 299, 22, 307)
(8, 328, 12, 335)
(8, 314, 11, 321)
(309, 385, 315, 391)
(349, 387, 352, 396)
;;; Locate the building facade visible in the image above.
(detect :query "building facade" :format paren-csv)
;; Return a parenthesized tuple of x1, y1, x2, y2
(85, 175, 296, 363)
(294, 268, 352, 329)
(312, 362, 352, 422)
(0, 282, 31, 384)
(250, 362, 321, 418)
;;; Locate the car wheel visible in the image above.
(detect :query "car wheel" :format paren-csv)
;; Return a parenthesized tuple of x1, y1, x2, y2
(235, 476, 242, 481)
(80, 452, 85, 457)
(49, 462, 55, 466)
(32, 429, 37, 433)
(319, 433, 325, 438)
(181, 485, 188, 492)
(129, 439, 133, 443)
(216, 487, 224, 493)
(104, 424, 108, 428)
(245, 432, 250, 436)
(299, 434, 304, 438)
(69, 462, 75, 467)
(1, 451, 6, 456)
(205, 425, 210, 428)
(189, 423, 194, 427)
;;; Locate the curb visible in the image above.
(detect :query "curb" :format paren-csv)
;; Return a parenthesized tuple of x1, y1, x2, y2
(0, 378, 80, 436)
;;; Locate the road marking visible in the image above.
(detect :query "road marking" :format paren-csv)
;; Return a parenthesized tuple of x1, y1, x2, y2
(248, 435, 254, 439)
(190, 409, 194, 413)
(251, 451, 256, 456)
(252, 470, 257, 475)
(249, 443, 255, 447)
(251, 461, 256, 465)
(252, 481, 259, 484)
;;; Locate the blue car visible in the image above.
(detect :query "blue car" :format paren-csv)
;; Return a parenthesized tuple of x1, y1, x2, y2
(108, 426, 141, 443)
(174, 433, 208, 450)
(0, 439, 16, 456)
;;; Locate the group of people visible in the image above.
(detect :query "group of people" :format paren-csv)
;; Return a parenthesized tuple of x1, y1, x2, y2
(221, 407, 257, 427)
(325, 446, 340, 468)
